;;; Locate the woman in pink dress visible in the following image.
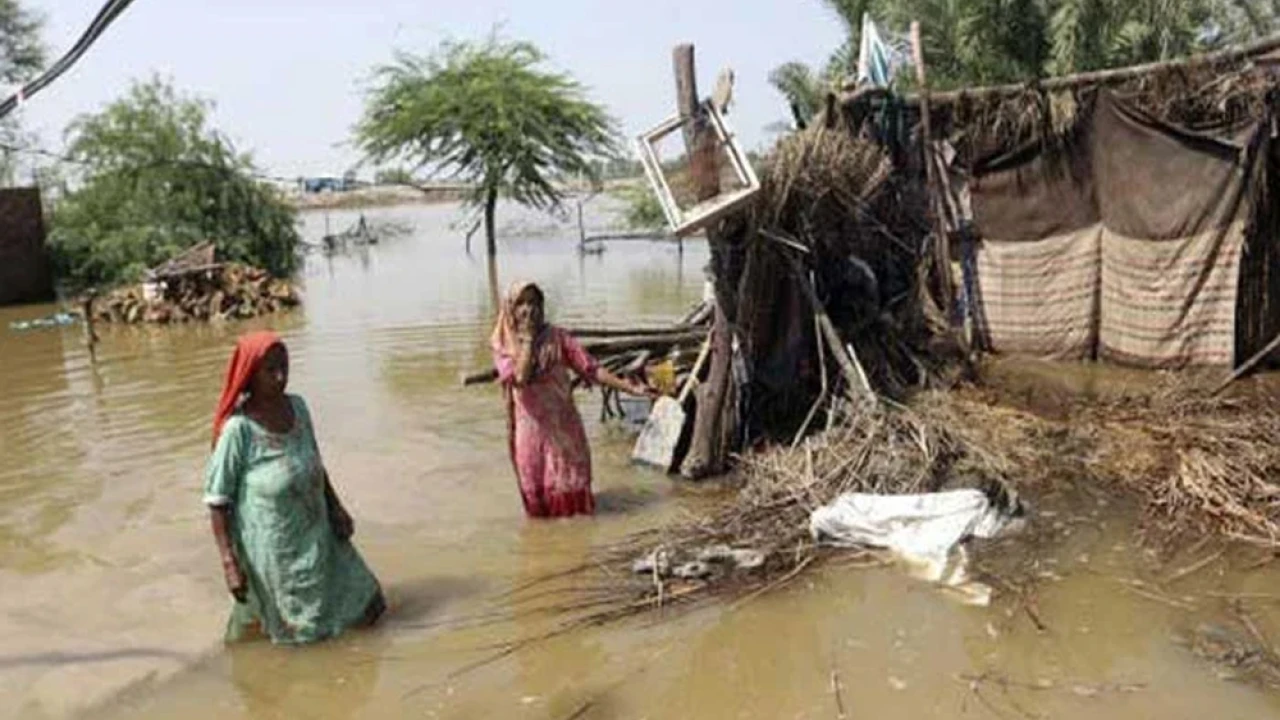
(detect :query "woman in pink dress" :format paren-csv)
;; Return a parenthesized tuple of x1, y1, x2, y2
(491, 282, 655, 517)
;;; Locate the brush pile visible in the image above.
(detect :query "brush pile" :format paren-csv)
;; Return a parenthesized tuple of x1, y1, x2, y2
(509, 118, 1280, 631)
(1048, 380, 1280, 547)
(91, 262, 299, 324)
(507, 373, 1280, 638)
(723, 121, 951, 443)
(499, 391, 1024, 637)
(499, 125, 987, 624)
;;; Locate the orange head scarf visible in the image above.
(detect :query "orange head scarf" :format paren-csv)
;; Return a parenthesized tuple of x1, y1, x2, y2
(211, 330, 284, 447)
(490, 281, 558, 376)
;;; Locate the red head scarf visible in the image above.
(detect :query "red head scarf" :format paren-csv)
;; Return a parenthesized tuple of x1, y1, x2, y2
(210, 330, 284, 447)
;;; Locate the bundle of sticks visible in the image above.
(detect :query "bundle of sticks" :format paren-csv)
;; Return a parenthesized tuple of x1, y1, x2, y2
(460, 299, 713, 408)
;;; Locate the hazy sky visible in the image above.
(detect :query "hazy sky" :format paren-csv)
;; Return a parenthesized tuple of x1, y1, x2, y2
(14, 0, 846, 178)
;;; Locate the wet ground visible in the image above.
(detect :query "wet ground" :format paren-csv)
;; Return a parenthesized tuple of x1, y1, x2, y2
(1, 200, 1278, 719)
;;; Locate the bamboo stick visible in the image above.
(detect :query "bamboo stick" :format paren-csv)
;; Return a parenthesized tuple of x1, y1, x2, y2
(580, 233, 678, 244)
(840, 32, 1280, 107)
(563, 325, 706, 338)
(1212, 329, 1280, 396)
(582, 331, 705, 355)
(782, 252, 874, 402)
(910, 20, 956, 323)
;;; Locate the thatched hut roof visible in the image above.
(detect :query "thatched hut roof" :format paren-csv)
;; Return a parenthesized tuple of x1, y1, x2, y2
(839, 33, 1280, 163)
(840, 33, 1280, 107)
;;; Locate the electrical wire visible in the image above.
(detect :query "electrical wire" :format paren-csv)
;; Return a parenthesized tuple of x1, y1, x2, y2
(0, 0, 140, 120)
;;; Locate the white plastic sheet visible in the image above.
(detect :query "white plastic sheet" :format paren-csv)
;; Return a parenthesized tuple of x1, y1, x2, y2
(809, 489, 1020, 605)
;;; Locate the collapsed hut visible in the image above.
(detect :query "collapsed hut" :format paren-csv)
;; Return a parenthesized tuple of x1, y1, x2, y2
(843, 35, 1280, 370)
(490, 38, 1280, 635)
(691, 32, 1280, 476)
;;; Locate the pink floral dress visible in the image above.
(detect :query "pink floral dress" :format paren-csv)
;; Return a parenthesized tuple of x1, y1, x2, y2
(494, 327, 600, 517)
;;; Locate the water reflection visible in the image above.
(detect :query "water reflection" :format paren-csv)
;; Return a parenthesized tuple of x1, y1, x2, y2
(0, 199, 697, 718)
(510, 522, 605, 718)
(227, 640, 382, 720)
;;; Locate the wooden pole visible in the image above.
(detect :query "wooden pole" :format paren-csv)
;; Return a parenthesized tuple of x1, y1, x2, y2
(674, 44, 721, 203)
(840, 32, 1280, 107)
(674, 45, 699, 151)
(782, 253, 874, 402)
(1212, 330, 1280, 396)
(911, 21, 956, 324)
(82, 289, 99, 363)
(671, 43, 733, 479)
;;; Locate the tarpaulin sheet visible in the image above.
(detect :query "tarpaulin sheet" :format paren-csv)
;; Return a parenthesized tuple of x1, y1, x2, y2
(969, 92, 1254, 367)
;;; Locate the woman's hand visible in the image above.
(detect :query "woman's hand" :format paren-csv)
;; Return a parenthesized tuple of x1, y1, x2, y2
(330, 504, 355, 541)
(595, 366, 659, 399)
(625, 378, 660, 399)
(223, 557, 248, 603)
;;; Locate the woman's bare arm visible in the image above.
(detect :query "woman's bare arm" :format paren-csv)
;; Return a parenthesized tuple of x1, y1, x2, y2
(210, 506, 246, 601)
(595, 366, 656, 397)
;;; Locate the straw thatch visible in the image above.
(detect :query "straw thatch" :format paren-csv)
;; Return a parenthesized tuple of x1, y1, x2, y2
(843, 35, 1280, 166)
(724, 122, 960, 443)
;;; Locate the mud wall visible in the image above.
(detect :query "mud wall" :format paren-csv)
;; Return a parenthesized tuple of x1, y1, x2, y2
(0, 187, 53, 306)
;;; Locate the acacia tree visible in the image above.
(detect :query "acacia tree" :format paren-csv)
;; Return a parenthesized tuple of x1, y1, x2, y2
(0, 0, 45, 182)
(48, 78, 299, 287)
(355, 36, 619, 258)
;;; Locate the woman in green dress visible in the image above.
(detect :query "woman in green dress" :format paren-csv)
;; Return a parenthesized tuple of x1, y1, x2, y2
(204, 331, 384, 644)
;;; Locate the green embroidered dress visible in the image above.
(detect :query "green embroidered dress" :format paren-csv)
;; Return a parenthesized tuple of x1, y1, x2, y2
(204, 394, 381, 644)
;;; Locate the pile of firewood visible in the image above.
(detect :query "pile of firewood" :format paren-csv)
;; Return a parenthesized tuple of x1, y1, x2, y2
(91, 263, 299, 324)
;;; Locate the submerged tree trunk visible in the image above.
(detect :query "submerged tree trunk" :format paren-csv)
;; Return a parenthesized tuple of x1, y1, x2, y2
(486, 250, 501, 311)
(484, 185, 498, 258)
(484, 185, 500, 308)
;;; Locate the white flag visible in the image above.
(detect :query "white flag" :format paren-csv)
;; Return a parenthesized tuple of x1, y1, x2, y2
(856, 14, 908, 88)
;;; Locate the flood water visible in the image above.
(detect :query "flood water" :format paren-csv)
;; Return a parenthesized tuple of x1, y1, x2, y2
(2, 200, 1278, 720)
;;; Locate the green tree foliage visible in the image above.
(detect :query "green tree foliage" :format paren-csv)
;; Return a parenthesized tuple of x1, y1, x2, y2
(48, 79, 300, 288)
(768, 62, 827, 129)
(613, 183, 667, 230)
(374, 166, 417, 185)
(354, 35, 620, 256)
(0, 0, 42, 84)
(771, 0, 1280, 122)
(0, 0, 45, 183)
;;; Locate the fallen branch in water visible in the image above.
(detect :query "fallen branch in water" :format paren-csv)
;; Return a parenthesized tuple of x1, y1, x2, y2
(1165, 548, 1225, 584)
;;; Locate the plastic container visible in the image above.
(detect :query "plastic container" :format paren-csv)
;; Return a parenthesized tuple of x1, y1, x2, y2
(618, 395, 653, 431)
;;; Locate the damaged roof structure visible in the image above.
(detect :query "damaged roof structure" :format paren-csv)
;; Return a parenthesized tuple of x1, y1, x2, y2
(841, 33, 1280, 370)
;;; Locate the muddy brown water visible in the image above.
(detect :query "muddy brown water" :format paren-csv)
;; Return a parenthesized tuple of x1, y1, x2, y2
(2, 202, 1279, 719)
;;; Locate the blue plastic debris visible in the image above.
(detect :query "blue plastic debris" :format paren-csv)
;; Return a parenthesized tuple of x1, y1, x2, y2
(8, 312, 79, 332)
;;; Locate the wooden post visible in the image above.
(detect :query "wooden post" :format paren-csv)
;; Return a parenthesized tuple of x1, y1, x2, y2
(674, 45, 699, 150)
(671, 43, 733, 480)
(82, 289, 99, 363)
(910, 21, 956, 323)
(1213, 330, 1280, 396)
(674, 44, 721, 204)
